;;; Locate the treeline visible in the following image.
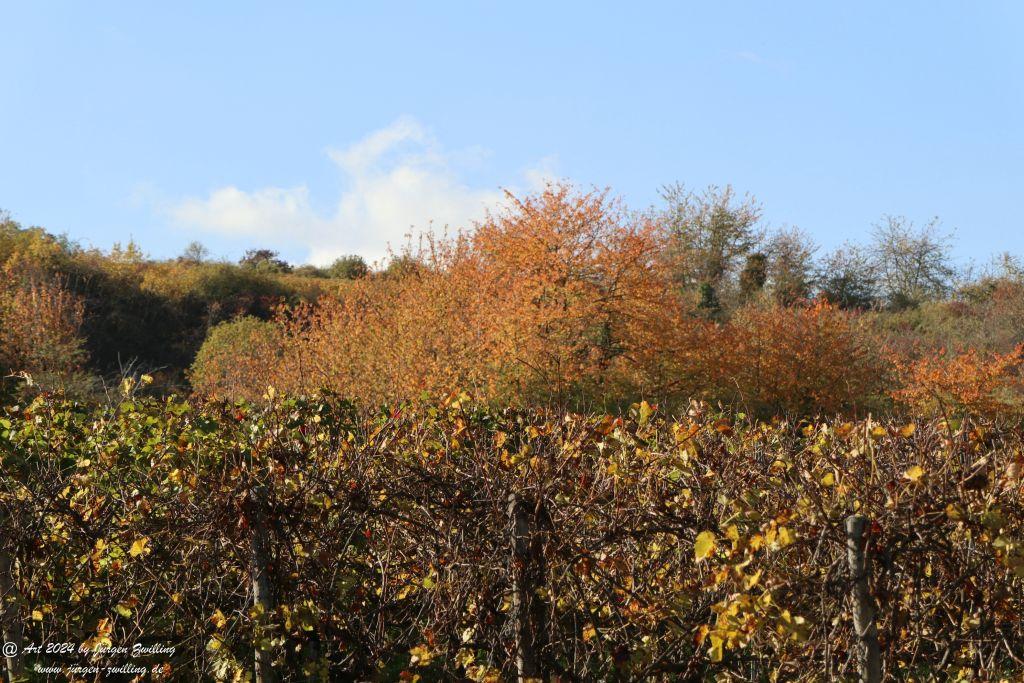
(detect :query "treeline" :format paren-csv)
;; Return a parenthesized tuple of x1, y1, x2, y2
(188, 184, 1024, 419)
(2, 392, 1022, 680)
(4, 182, 1024, 418)
(0, 213, 370, 396)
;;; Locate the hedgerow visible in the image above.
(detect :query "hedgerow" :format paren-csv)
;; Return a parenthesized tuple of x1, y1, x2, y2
(1, 391, 1022, 680)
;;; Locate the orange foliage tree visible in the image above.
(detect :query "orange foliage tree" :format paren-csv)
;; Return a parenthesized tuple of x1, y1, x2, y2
(229, 184, 696, 407)
(892, 344, 1024, 420)
(192, 185, 894, 416)
(710, 301, 892, 416)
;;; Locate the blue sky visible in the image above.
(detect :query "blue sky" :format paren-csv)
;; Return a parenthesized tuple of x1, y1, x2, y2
(2, 2, 1022, 266)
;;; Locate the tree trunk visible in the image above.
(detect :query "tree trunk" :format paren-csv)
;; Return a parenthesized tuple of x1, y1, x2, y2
(845, 515, 881, 683)
(508, 494, 547, 682)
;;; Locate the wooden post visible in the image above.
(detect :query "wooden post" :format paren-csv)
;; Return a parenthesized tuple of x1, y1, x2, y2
(845, 515, 881, 683)
(247, 487, 278, 683)
(0, 549, 24, 683)
(0, 552, 23, 683)
(508, 493, 546, 682)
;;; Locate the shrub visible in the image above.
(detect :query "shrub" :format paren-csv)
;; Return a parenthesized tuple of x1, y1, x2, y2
(711, 301, 892, 416)
(325, 254, 368, 279)
(260, 183, 690, 408)
(0, 259, 89, 393)
(3, 395, 1023, 680)
(190, 316, 284, 400)
(892, 345, 1024, 420)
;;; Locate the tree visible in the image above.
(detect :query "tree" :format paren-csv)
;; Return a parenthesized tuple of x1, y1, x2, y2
(870, 216, 956, 309)
(739, 252, 768, 302)
(326, 254, 369, 280)
(658, 184, 763, 297)
(766, 227, 817, 305)
(817, 245, 877, 310)
(383, 254, 421, 279)
(178, 241, 210, 264)
(240, 249, 292, 274)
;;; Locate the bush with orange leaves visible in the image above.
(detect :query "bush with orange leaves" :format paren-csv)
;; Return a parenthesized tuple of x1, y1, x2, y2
(221, 184, 696, 407)
(0, 259, 88, 392)
(892, 344, 1024, 420)
(191, 185, 894, 416)
(710, 301, 892, 416)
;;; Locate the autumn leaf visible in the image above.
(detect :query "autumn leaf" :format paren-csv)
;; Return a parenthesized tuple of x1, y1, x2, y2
(409, 644, 435, 667)
(210, 609, 227, 629)
(904, 465, 925, 483)
(898, 423, 916, 438)
(129, 537, 150, 557)
(694, 531, 716, 561)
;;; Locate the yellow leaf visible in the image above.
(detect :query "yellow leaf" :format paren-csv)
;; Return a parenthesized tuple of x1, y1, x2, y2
(129, 537, 150, 557)
(898, 423, 916, 438)
(31, 609, 43, 621)
(709, 633, 724, 662)
(638, 400, 654, 425)
(904, 465, 925, 482)
(582, 623, 597, 642)
(777, 527, 796, 547)
(694, 531, 716, 561)
(210, 609, 227, 629)
(409, 644, 434, 667)
(820, 472, 835, 487)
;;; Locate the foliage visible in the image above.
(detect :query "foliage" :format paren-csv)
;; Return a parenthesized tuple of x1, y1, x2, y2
(325, 255, 369, 280)
(178, 241, 210, 264)
(893, 345, 1024, 420)
(871, 216, 957, 310)
(0, 259, 89, 394)
(765, 227, 817, 305)
(658, 184, 763, 293)
(240, 249, 293, 274)
(190, 317, 285, 400)
(817, 244, 878, 310)
(738, 252, 768, 302)
(2, 394, 1023, 680)
(248, 184, 695, 410)
(712, 301, 892, 416)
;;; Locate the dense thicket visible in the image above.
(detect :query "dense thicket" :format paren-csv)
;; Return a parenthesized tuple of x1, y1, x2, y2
(1, 393, 1022, 680)
(0, 214, 340, 395)
(4, 182, 1024, 418)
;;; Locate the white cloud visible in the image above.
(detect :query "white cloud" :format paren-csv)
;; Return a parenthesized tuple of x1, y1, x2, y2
(165, 116, 555, 266)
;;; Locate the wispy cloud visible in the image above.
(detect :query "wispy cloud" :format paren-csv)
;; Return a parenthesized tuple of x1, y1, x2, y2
(734, 50, 764, 64)
(163, 116, 555, 266)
